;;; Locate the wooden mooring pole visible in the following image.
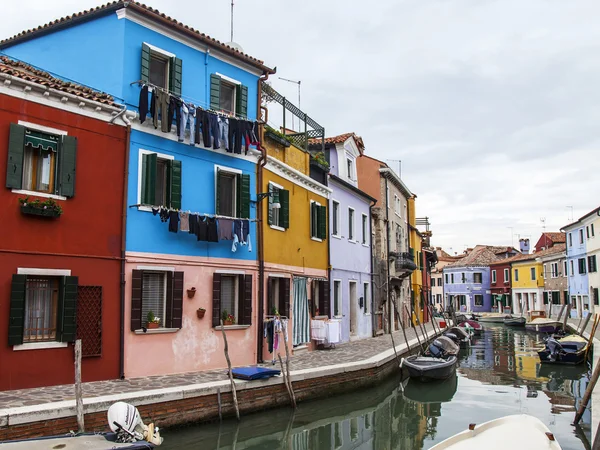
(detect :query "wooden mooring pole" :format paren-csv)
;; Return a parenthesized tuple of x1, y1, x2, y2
(556, 304, 566, 323)
(574, 342, 600, 426)
(74, 339, 84, 433)
(563, 304, 571, 332)
(280, 320, 297, 409)
(220, 321, 240, 420)
(580, 313, 593, 337)
(385, 303, 401, 365)
(393, 300, 411, 355)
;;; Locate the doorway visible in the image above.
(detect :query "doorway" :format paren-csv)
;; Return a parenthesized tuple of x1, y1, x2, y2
(349, 281, 357, 336)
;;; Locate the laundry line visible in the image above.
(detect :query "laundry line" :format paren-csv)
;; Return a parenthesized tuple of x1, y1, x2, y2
(128, 203, 258, 222)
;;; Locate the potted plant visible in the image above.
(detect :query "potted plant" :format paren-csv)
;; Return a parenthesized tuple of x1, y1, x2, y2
(264, 126, 292, 148)
(196, 307, 206, 319)
(187, 287, 196, 299)
(310, 151, 330, 171)
(19, 196, 63, 218)
(221, 310, 235, 326)
(146, 311, 160, 329)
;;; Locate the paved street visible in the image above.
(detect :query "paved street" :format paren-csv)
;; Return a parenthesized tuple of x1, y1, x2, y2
(0, 322, 437, 410)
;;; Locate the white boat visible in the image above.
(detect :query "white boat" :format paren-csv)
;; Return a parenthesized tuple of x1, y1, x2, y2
(429, 414, 561, 449)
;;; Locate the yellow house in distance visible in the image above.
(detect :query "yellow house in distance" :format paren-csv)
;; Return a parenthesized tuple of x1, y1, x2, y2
(509, 245, 564, 314)
(408, 197, 424, 324)
(257, 126, 330, 362)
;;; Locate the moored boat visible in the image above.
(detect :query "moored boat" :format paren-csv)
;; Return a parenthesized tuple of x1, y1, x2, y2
(425, 336, 460, 358)
(429, 414, 562, 449)
(444, 327, 471, 348)
(525, 318, 561, 334)
(400, 355, 458, 382)
(458, 320, 483, 335)
(478, 313, 513, 324)
(538, 335, 588, 365)
(504, 316, 526, 327)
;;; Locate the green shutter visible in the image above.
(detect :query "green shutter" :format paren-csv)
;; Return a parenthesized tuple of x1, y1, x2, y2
(543, 291, 549, 305)
(236, 84, 248, 118)
(236, 173, 242, 217)
(170, 159, 182, 209)
(318, 205, 327, 240)
(141, 153, 157, 205)
(210, 74, 221, 110)
(6, 123, 25, 189)
(267, 183, 274, 225)
(240, 174, 251, 219)
(8, 274, 27, 346)
(280, 189, 290, 229)
(58, 276, 78, 343)
(60, 135, 77, 197)
(216, 169, 221, 214)
(141, 43, 151, 83)
(169, 57, 182, 96)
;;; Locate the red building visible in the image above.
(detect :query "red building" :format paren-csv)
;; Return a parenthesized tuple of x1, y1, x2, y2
(489, 260, 512, 312)
(534, 232, 566, 252)
(0, 57, 128, 390)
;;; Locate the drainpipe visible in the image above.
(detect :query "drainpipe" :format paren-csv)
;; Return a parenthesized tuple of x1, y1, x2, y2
(385, 178, 391, 333)
(256, 69, 271, 363)
(369, 199, 377, 337)
(119, 121, 131, 380)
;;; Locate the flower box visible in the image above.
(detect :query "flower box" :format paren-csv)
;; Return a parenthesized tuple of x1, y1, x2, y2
(147, 322, 160, 329)
(196, 309, 206, 319)
(265, 130, 291, 148)
(20, 204, 61, 218)
(223, 320, 234, 326)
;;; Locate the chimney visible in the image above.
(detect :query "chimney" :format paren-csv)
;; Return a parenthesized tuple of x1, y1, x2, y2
(519, 238, 530, 254)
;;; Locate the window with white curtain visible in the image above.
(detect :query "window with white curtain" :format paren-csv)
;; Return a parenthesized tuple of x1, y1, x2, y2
(141, 272, 167, 327)
(220, 275, 239, 320)
(23, 277, 59, 342)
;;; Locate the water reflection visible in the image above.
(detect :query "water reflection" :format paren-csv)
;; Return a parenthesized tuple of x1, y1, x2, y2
(162, 326, 591, 450)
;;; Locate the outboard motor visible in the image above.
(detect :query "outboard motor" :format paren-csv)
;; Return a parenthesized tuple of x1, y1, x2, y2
(428, 343, 443, 358)
(445, 332, 459, 343)
(108, 401, 163, 446)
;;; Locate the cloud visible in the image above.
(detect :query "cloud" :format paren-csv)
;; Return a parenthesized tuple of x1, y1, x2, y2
(3, 0, 599, 251)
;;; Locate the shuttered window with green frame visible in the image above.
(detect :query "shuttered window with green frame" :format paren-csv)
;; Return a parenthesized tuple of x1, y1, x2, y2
(267, 182, 289, 229)
(310, 202, 327, 240)
(209, 73, 249, 118)
(5, 123, 77, 197)
(140, 152, 182, 209)
(141, 43, 182, 95)
(215, 168, 251, 218)
(8, 274, 78, 346)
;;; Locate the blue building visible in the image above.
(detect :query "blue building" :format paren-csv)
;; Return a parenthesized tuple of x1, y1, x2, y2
(562, 220, 590, 317)
(1, 2, 276, 378)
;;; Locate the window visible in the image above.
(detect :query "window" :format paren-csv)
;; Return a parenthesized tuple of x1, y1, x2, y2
(333, 280, 341, 316)
(348, 208, 355, 240)
(461, 273, 466, 283)
(445, 274, 449, 284)
(451, 273, 454, 284)
(212, 273, 252, 327)
(363, 282, 370, 314)
(578, 258, 587, 274)
(216, 167, 250, 218)
(563, 260, 568, 277)
(310, 201, 327, 240)
(8, 274, 78, 346)
(6, 123, 77, 198)
(403, 204, 407, 223)
(592, 224, 596, 237)
(569, 233, 573, 247)
(594, 288, 599, 306)
(438, 278, 443, 287)
(474, 295, 483, 307)
(140, 151, 181, 209)
(269, 278, 291, 319)
(362, 214, 368, 245)
(514, 269, 519, 282)
(587, 226, 591, 239)
(436, 294, 442, 303)
(570, 260, 575, 276)
(209, 74, 248, 117)
(551, 262, 559, 278)
(394, 195, 401, 216)
(131, 270, 183, 330)
(579, 229, 584, 244)
(332, 201, 340, 236)
(474, 272, 482, 284)
(141, 43, 182, 95)
(346, 158, 354, 180)
(491, 270, 497, 284)
(530, 267, 536, 281)
(504, 268, 509, 282)
(267, 182, 289, 229)
(588, 255, 598, 273)
(309, 280, 329, 317)
(350, 417, 358, 441)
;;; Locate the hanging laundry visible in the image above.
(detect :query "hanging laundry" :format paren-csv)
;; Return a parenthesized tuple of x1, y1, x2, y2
(168, 211, 179, 233)
(151, 90, 170, 132)
(188, 213, 198, 234)
(159, 207, 169, 223)
(196, 216, 209, 241)
(179, 103, 196, 145)
(218, 218, 234, 241)
(179, 211, 190, 232)
(207, 218, 219, 242)
(264, 320, 274, 353)
(168, 96, 181, 134)
(139, 84, 149, 124)
(218, 116, 229, 151)
(196, 109, 211, 148)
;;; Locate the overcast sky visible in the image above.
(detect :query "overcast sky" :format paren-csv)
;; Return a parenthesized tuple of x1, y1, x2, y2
(4, 1, 600, 254)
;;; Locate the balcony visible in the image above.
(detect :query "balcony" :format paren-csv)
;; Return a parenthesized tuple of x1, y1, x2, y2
(390, 252, 417, 274)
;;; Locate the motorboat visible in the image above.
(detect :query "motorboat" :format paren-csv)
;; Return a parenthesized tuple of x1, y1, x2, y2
(443, 327, 471, 348)
(400, 355, 458, 382)
(429, 414, 562, 449)
(478, 313, 513, 324)
(425, 336, 460, 358)
(504, 316, 526, 327)
(538, 334, 588, 365)
(0, 402, 163, 449)
(458, 320, 483, 336)
(525, 318, 562, 334)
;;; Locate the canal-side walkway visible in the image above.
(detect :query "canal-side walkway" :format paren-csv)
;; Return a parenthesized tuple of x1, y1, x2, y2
(0, 322, 438, 439)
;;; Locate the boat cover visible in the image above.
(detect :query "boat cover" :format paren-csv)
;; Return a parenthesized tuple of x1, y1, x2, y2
(432, 336, 460, 355)
(231, 366, 281, 380)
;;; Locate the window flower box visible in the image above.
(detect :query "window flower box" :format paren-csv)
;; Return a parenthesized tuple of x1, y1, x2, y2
(265, 129, 291, 148)
(19, 196, 63, 218)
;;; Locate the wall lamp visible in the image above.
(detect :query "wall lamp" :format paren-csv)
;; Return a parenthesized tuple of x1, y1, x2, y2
(256, 192, 280, 209)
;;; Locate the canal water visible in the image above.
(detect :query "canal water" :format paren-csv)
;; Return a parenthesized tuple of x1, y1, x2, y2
(161, 325, 591, 449)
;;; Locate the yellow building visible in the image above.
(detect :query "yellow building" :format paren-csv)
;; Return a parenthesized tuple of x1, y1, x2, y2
(408, 197, 424, 323)
(258, 131, 330, 361)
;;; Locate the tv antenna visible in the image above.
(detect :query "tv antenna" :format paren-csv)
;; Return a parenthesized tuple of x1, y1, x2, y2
(386, 159, 402, 177)
(230, 0, 234, 42)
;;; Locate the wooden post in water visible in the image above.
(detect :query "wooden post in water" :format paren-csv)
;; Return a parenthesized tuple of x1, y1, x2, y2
(404, 304, 425, 353)
(585, 315, 599, 362)
(393, 300, 411, 355)
(220, 321, 240, 420)
(591, 421, 600, 450)
(574, 349, 600, 425)
(581, 313, 593, 337)
(217, 388, 222, 421)
(279, 320, 297, 408)
(414, 307, 429, 343)
(385, 303, 401, 365)
(428, 304, 441, 336)
(74, 339, 84, 433)
(563, 304, 571, 332)
(556, 304, 566, 323)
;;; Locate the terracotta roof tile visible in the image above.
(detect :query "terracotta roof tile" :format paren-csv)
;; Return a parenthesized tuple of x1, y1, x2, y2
(502, 243, 566, 264)
(446, 245, 516, 268)
(0, 1, 273, 74)
(309, 132, 365, 152)
(0, 56, 117, 106)
(542, 232, 566, 244)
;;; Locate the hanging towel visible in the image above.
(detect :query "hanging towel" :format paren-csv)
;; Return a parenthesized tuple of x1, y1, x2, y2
(168, 211, 179, 233)
(207, 218, 219, 242)
(188, 213, 198, 235)
(218, 218, 234, 241)
(196, 216, 209, 241)
(179, 212, 190, 232)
